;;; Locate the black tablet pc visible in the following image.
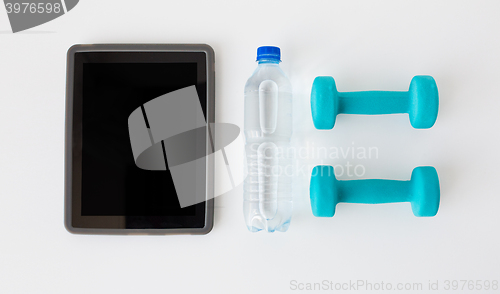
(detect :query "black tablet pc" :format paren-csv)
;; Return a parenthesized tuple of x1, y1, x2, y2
(65, 44, 214, 234)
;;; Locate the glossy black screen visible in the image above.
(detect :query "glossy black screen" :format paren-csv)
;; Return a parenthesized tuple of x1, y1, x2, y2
(72, 52, 207, 228)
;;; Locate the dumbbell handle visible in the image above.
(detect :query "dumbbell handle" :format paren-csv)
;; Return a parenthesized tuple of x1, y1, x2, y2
(337, 179, 410, 204)
(339, 91, 408, 115)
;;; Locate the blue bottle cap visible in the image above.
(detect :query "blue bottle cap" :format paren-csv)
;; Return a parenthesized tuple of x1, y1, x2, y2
(256, 46, 281, 62)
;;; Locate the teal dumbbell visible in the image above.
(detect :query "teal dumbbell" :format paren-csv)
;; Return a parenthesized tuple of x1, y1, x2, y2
(311, 75, 439, 129)
(310, 166, 440, 217)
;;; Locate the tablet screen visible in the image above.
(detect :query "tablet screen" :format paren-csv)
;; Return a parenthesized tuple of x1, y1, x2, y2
(68, 48, 212, 231)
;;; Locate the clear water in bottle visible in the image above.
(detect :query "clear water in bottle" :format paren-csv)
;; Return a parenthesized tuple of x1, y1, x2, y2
(244, 46, 293, 232)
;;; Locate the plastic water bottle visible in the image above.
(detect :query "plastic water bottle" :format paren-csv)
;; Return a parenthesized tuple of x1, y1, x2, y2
(244, 46, 293, 232)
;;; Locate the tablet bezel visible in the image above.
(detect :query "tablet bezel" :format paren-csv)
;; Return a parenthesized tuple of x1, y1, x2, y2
(65, 44, 214, 235)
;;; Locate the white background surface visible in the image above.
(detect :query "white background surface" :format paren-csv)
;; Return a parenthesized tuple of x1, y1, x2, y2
(1, 1, 499, 293)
